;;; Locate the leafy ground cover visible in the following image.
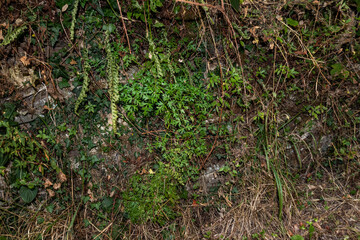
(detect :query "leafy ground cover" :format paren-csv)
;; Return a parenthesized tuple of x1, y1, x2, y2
(0, 0, 359, 239)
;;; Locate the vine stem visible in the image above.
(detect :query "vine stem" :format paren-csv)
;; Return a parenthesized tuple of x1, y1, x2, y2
(116, 0, 131, 54)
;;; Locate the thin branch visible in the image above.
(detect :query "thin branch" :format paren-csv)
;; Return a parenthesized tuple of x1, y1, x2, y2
(116, 0, 131, 54)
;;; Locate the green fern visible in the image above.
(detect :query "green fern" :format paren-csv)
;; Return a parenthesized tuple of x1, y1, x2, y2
(159, 162, 185, 185)
(147, 35, 163, 78)
(74, 47, 91, 115)
(70, 0, 80, 41)
(0, 25, 27, 46)
(105, 30, 120, 133)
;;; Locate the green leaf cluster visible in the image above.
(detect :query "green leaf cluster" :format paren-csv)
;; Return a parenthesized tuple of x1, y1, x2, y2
(0, 121, 59, 189)
(123, 165, 181, 224)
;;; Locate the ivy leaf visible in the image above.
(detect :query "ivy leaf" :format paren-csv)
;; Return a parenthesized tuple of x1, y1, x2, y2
(230, 0, 243, 11)
(103, 24, 115, 33)
(286, 18, 299, 27)
(102, 196, 113, 209)
(19, 186, 38, 203)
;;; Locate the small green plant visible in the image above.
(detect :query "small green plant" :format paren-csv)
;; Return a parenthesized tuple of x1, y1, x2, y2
(290, 235, 304, 240)
(70, 0, 80, 41)
(74, 47, 91, 115)
(275, 64, 299, 79)
(122, 165, 182, 224)
(305, 104, 327, 120)
(127, 0, 164, 22)
(105, 28, 120, 133)
(0, 24, 27, 46)
(204, 231, 212, 239)
(0, 120, 61, 200)
(330, 63, 349, 80)
(299, 218, 317, 240)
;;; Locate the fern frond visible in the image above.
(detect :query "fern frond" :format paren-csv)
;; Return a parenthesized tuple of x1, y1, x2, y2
(160, 162, 185, 186)
(0, 25, 27, 46)
(70, 0, 80, 42)
(74, 47, 91, 115)
(105, 30, 120, 133)
(148, 36, 163, 78)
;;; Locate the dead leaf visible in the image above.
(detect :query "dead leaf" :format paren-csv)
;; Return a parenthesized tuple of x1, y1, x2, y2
(224, 195, 233, 207)
(313, 222, 322, 230)
(293, 224, 300, 233)
(62, 4, 68, 12)
(70, 59, 77, 65)
(294, 51, 307, 55)
(43, 105, 54, 111)
(199, 202, 209, 207)
(269, 41, 274, 50)
(15, 18, 23, 25)
(110, 190, 115, 198)
(58, 171, 67, 183)
(243, 6, 248, 18)
(0, 29, 3, 41)
(107, 113, 113, 125)
(308, 185, 317, 190)
(139, 168, 147, 175)
(44, 178, 53, 188)
(38, 165, 44, 174)
(191, 199, 198, 207)
(20, 55, 30, 66)
(47, 189, 55, 198)
(88, 189, 95, 202)
(53, 182, 61, 190)
(276, 15, 283, 21)
(249, 26, 260, 37)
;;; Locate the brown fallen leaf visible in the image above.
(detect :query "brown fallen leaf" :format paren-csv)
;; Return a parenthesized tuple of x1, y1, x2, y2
(294, 51, 307, 55)
(15, 18, 23, 25)
(70, 59, 77, 65)
(110, 190, 115, 198)
(313, 222, 322, 230)
(0, 29, 3, 41)
(44, 178, 53, 188)
(58, 171, 67, 183)
(43, 105, 54, 111)
(62, 4, 68, 12)
(53, 182, 61, 190)
(191, 199, 198, 207)
(249, 26, 260, 37)
(224, 195, 233, 207)
(38, 165, 44, 174)
(269, 41, 274, 50)
(47, 189, 55, 198)
(139, 168, 147, 175)
(88, 189, 95, 202)
(20, 55, 30, 66)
